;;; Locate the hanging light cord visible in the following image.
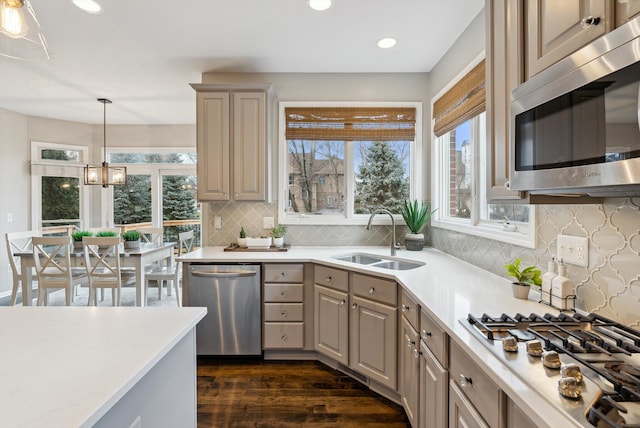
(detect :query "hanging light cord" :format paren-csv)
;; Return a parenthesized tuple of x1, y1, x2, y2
(98, 98, 111, 164)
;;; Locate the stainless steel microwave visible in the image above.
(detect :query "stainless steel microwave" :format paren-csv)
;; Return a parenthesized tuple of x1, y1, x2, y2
(510, 15, 640, 197)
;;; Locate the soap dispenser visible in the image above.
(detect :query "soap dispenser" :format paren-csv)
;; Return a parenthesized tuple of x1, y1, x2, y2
(541, 257, 557, 305)
(551, 259, 573, 310)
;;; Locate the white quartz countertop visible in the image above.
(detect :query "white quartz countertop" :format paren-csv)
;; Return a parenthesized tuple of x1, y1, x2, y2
(0, 306, 206, 428)
(180, 246, 576, 428)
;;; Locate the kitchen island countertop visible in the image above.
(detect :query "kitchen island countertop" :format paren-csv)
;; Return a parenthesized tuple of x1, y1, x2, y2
(180, 246, 574, 428)
(0, 306, 206, 428)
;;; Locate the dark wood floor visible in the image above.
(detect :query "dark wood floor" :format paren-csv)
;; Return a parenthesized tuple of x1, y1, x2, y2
(197, 358, 410, 428)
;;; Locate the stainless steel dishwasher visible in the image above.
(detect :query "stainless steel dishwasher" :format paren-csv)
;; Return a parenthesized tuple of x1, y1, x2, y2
(185, 263, 261, 355)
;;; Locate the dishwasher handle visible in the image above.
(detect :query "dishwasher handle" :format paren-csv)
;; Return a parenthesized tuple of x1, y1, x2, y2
(191, 269, 258, 278)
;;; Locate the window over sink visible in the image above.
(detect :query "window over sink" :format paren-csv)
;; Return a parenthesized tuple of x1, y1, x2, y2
(278, 102, 423, 225)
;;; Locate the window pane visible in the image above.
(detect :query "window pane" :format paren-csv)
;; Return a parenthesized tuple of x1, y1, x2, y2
(287, 140, 345, 215)
(447, 120, 472, 219)
(41, 149, 80, 162)
(488, 204, 530, 223)
(41, 177, 80, 228)
(111, 152, 197, 164)
(114, 175, 152, 225)
(354, 141, 410, 214)
(162, 174, 200, 247)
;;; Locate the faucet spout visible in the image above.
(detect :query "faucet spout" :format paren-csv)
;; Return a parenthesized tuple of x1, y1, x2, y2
(366, 208, 400, 256)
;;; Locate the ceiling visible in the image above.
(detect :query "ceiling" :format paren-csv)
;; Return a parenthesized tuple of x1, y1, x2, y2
(0, 0, 484, 125)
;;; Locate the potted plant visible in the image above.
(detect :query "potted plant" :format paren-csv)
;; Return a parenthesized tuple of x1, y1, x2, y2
(238, 227, 247, 247)
(122, 230, 141, 249)
(503, 257, 542, 299)
(271, 224, 287, 247)
(95, 230, 117, 237)
(71, 230, 92, 250)
(399, 200, 437, 251)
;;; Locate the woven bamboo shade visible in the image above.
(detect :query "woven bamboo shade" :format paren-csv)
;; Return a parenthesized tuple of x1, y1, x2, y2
(285, 107, 416, 141)
(433, 60, 486, 137)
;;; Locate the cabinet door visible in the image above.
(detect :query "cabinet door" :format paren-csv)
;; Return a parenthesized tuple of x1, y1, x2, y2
(232, 92, 266, 201)
(449, 382, 489, 428)
(616, 1, 640, 27)
(196, 92, 230, 201)
(485, 0, 524, 200)
(314, 284, 348, 365)
(525, 0, 613, 79)
(400, 316, 420, 427)
(420, 342, 447, 428)
(506, 397, 538, 428)
(349, 295, 397, 390)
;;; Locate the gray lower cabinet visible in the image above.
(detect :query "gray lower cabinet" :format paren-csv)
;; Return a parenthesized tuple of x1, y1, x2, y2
(420, 341, 447, 428)
(263, 264, 305, 349)
(401, 315, 420, 426)
(506, 397, 537, 428)
(314, 283, 349, 365)
(449, 381, 489, 428)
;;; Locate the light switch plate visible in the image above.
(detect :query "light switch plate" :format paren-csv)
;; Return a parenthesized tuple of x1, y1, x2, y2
(263, 216, 275, 229)
(214, 216, 222, 229)
(557, 234, 588, 267)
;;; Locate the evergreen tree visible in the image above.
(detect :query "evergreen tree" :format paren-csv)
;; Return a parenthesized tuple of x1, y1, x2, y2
(354, 141, 408, 214)
(41, 150, 79, 224)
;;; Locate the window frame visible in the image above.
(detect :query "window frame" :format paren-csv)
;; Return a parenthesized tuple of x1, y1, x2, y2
(278, 101, 423, 226)
(430, 55, 536, 248)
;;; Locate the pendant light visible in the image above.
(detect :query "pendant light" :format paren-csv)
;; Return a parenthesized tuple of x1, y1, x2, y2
(84, 98, 127, 188)
(0, 0, 51, 60)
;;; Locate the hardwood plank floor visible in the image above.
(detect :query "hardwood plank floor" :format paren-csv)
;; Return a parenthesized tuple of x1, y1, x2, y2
(197, 358, 410, 428)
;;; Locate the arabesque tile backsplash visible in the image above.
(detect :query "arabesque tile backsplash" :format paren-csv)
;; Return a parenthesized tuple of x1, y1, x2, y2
(205, 198, 640, 327)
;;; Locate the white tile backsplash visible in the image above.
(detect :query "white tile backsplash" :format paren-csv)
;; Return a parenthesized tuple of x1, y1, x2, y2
(205, 198, 640, 327)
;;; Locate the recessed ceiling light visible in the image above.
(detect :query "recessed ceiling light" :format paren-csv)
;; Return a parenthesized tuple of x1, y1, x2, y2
(71, 0, 102, 14)
(309, 0, 332, 12)
(377, 37, 397, 49)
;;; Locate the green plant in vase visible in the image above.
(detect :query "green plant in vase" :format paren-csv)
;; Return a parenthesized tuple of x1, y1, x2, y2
(71, 230, 92, 250)
(238, 227, 247, 247)
(503, 257, 541, 299)
(271, 224, 287, 247)
(122, 230, 141, 249)
(399, 200, 437, 251)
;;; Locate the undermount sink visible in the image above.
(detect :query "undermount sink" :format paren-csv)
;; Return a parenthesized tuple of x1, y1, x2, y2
(332, 252, 425, 271)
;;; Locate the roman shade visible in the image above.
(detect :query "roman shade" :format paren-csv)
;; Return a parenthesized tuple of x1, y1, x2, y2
(285, 107, 416, 141)
(433, 60, 485, 137)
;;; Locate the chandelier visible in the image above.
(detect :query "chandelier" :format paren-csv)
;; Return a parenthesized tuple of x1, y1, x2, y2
(0, 0, 51, 60)
(84, 98, 127, 188)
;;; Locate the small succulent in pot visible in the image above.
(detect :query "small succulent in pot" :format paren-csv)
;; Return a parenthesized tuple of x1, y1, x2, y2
(503, 257, 541, 299)
(238, 226, 247, 247)
(122, 230, 141, 249)
(271, 224, 287, 247)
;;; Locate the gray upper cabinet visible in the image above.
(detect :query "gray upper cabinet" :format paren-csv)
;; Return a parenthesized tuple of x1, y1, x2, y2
(524, 0, 613, 80)
(192, 84, 271, 202)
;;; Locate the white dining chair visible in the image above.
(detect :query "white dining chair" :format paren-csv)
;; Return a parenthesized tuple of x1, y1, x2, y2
(138, 227, 163, 245)
(32, 236, 87, 306)
(82, 236, 134, 306)
(144, 230, 195, 306)
(5, 230, 41, 305)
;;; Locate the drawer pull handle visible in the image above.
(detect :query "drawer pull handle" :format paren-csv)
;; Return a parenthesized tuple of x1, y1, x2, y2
(281, 312, 287, 318)
(326, 276, 332, 282)
(369, 287, 375, 294)
(422, 329, 432, 338)
(281, 335, 287, 341)
(339, 299, 346, 306)
(402, 304, 410, 311)
(459, 374, 473, 388)
(581, 16, 601, 28)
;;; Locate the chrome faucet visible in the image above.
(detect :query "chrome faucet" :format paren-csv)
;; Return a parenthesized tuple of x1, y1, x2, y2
(366, 208, 400, 256)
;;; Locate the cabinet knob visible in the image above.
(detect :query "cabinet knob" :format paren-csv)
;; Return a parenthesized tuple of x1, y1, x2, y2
(280, 291, 286, 297)
(402, 304, 410, 311)
(407, 337, 415, 347)
(223, 192, 227, 197)
(352, 303, 358, 309)
(581, 16, 601, 28)
(413, 348, 421, 359)
(339, 299, 345, 306)
(281, 272, 286, 277)
(459, 374, 473, 388)
(281, 335, 287, 341)
(326, 276, 332, 282)
(235, 192, 239, 197)
(281, 312, 287, 318)
(422, 329, 432, 338)
(369, 287, 375, 294)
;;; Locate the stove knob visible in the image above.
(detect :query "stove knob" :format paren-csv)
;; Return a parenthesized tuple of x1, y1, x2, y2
(558, 376, 582, 398)
(542, 350, 562, 369)
(501, 336, 518, 352)
(560, 363, 583, 383)
(525, 340, 543, 357)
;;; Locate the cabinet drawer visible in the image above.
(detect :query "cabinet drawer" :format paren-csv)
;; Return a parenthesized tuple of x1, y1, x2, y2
(264, 303, 304, 322)
(449, 340, 500, 428)
(400, 290, 419, 330)
(264, 283, 303, 302)
(420, 308, 448, 368)
(263, 264, 304, 283)
(264, 322, 304, 349)
(314, 265, 348, 293)
(352, 273, 397, 306)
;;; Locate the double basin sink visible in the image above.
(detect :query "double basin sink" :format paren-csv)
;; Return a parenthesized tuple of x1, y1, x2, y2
(332, 252, 425, 271)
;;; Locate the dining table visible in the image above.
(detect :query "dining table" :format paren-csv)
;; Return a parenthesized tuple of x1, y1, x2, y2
(17, 242, 176, 307)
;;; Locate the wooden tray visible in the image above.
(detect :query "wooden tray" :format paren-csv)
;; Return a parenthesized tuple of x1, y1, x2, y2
(224, 244, 289, 252)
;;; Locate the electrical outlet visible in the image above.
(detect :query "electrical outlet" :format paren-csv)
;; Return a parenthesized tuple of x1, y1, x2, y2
(557, 234, 588, 267)
(214, 216, 222, 229)
(263, 216, 275, 229)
